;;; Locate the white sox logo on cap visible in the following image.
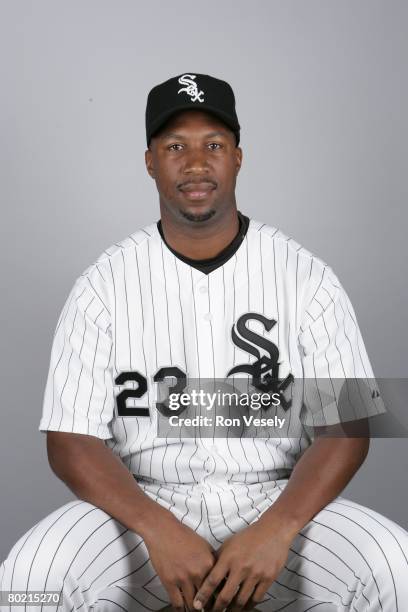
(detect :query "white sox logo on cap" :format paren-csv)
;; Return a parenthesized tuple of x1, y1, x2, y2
(177, 74, 204, 102)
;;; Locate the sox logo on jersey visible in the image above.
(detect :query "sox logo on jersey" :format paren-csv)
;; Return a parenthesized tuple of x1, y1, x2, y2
(227, 313, 294, 407)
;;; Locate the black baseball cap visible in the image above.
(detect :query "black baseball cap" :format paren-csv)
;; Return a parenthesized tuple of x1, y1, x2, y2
(145, 72, 240, 147)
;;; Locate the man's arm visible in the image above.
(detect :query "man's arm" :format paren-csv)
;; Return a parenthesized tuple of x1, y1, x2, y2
(257, 427, 370, 536)
(46, 430, 166, 535)
(193, 432, 370, 611)
(47, 431, 216, 611)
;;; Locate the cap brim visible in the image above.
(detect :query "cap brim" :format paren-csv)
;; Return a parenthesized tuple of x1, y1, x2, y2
(148, 104, 240, 144)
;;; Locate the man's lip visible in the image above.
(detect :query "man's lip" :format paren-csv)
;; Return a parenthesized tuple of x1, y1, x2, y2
(178, 182, 216, 193)
(180, 189, 215, 201)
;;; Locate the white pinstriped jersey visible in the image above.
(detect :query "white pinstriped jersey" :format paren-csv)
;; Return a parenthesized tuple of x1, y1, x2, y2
(39, 217, 384, 485)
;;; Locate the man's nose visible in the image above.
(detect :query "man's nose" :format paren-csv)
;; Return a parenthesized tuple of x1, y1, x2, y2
(183, 150, 210, 174)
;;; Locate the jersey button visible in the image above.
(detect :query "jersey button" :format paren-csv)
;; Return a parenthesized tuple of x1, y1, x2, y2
(203, 312, 212, 321)
(199, 285, 208, 294)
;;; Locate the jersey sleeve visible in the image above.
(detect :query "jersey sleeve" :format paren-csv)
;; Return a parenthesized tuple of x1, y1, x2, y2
(38, 268, 115, 439)
(298, 265, 386, 428)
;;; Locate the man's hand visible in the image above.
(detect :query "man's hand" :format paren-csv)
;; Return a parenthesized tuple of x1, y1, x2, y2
(142, 508, 216, 611)
(193, 517, 295, 611)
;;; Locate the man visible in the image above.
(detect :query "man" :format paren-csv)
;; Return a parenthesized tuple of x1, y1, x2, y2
(1, 72, 407, 612)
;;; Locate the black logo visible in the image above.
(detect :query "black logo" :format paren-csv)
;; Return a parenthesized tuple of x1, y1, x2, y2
(227, 313, 293, 410)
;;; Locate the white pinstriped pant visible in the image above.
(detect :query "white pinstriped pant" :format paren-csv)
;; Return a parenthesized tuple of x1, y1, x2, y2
(1, 479, 408, 612)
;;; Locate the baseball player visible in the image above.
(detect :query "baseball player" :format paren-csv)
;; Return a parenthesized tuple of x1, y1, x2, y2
(1, 72, 408, 612)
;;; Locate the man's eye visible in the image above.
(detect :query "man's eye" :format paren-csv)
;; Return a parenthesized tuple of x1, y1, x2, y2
(167, 143, 222, 152)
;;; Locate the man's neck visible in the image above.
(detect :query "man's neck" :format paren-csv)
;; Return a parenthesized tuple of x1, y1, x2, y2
(159, 208, 240, 260)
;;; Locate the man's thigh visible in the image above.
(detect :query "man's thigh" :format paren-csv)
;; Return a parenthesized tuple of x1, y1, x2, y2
(205, 481, 408, 611)
(263, 494, 408, 610)
(0, 499, 169, 611)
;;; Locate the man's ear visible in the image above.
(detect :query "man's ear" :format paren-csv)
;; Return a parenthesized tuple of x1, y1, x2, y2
(235, 146, 243, 175)
(145, 147, 155, 179)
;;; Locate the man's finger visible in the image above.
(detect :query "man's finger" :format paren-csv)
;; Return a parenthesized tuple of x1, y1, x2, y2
(211, 573, 242, 611)
(180, 579, 197, 611)
(244, 579, 271, 609)
(165, 584, 185, 611)
(193, 566, 227, 610)
(229, 577, 258, 610)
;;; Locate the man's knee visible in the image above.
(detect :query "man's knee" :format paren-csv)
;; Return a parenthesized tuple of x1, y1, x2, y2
(0, 500, 97, 589)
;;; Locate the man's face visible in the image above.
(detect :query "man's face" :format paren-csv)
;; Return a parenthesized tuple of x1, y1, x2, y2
(145, 110, 242, 224)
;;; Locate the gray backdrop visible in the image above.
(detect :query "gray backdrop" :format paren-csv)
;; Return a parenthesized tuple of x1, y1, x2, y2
(1, 0, 407, 558)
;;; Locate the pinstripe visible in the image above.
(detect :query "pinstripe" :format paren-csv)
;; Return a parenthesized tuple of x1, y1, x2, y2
(333, 294, 358, 376)
(107, 259, 118, 375)
(311, 517, 383, 609)
(314, 298, 338, 404)
(141, 574, 169, 605)
(320, 287, 356, 412)
(85, 276, 110, 316)
(4, 522, 41, 611)
(333, 500, 408, 568)
(174, 258, 187, 368)
(72, 526, 129, 591)
(160, 241, 172, 365)
(201, 495, 223, 544)
(307, 326, 326, 425)
(40, 508, 100, 611)
(85, 324, 100, 432)
(287, 545, 358, 598)
(121, 250, 132, 370)
(134, 245, 148, 376)
(56, 303, 80, 431)
(272, 600, 299, 611)
(95, 264, 106, 283)
(115, 585, 159, 611)
(343, 297, 371, 381)
(281, 564, 346, 607)
(232, 252, 237, 365)
(69, 298, 95, 433)
(297, 531, 370, 606)
(126, 246, 146, 467)
(260, 231, 265, 315)
(272, 237, 280, 348)
(81, 539, 147, 594)
(105, 553, 152, 589)
(270, 578, 316, 602)
(190, 267, 200, 379)
(215, 492, 237, 535)
(324, 507, 398, 609)
(53, 288, 77, 339)
(96, 598, 127, 610)
(207, 275, 216, 379)
(45, 287, 86, 429)
(295, 252, 299, 331)
(307, 265, 327, 312)
(54, 516, 117, 609)
(19, 502, 84, 605)
(285, 322, 294, 458)
(146, 239, 158, 372)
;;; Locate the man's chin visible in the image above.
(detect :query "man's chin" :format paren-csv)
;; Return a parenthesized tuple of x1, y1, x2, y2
(179, 207, 216, 223)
